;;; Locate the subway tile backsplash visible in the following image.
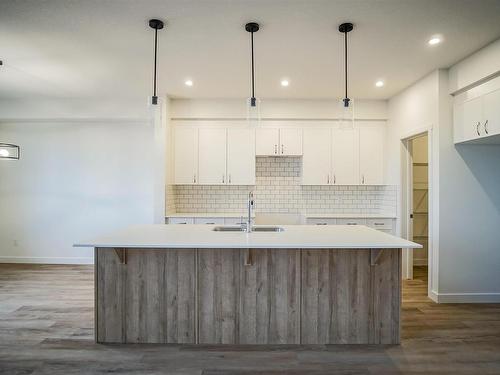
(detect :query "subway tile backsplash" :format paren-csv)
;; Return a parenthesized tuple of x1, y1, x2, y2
(170, 157, 396, 215)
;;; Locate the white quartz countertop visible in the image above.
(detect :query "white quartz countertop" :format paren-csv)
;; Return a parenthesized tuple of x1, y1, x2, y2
(75, 224, 421, 249)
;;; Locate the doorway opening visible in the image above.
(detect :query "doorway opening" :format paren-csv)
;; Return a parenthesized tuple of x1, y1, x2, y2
(410, 134, 429, 280)
(401, 128, 433, 300)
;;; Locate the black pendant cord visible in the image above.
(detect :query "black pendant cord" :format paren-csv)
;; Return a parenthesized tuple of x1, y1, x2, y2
(153, 27, 158, 104)
(344, 30, 348, 107)
(245, 22, 259, 107)
(339, 22, 353, 108)
(250, 30, 256, 106)
(148, 19, 164, 106)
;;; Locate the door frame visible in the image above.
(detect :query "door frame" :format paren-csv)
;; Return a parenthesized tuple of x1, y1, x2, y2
(400, 126, 433, 298)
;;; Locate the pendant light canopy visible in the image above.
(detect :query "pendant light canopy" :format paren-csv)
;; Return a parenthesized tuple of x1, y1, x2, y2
(338, 22, 354, 129)
(149, 18, 164, 105)
(0, 143, 20, 160)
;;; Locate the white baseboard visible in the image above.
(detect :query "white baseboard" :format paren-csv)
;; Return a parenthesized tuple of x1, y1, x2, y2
(430, 290, 500, 303)
(0, 256, 93, 265)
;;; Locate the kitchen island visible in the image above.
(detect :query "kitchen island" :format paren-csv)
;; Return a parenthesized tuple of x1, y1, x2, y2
(75, 224, 420, 345)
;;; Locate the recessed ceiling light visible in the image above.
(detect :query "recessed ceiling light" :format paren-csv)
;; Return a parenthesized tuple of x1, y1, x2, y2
(428, 37, 441, 45)
(281, 79, 289, 87)
(185, 79, 193, 86)
(375, 80, 384, 88)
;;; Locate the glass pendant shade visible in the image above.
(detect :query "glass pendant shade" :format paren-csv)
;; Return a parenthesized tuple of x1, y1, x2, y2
(246, 97, 261, 127)
(0, 143, 20, 160)
(338, 98, 354, 129)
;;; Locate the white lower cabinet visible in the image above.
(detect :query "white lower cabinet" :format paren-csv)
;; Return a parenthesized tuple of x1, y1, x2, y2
(168, 217, 195, 225)
(223, 217, 247, 225)
(194, 217, 225, 225)
(306, 218, 336, 225)
(306, 217, 395, 234)
(366, 218, 392, 230)
(336, 218, 366, 226)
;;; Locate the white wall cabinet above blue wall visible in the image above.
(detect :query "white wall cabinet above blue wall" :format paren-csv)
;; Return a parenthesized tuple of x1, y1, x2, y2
(454, 86, 500, 144)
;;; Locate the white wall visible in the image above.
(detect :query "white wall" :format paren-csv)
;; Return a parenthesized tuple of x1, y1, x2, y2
(387, 38, 500, 302)
(0, 98, 159, 264)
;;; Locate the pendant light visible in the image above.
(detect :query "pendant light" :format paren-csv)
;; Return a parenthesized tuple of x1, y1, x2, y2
(0, 143, 20, 160)
(338, 22, 354, 129)
(149, 19, 164, 105)
(245, 22, 260, 126)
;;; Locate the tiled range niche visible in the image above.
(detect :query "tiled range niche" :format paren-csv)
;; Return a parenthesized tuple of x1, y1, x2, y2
(168, 157, 396, 215)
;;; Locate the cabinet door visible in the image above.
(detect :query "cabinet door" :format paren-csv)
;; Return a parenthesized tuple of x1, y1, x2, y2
(483, 89, 500, 137)
(174, 127, 198, 184)
(302, 128, 331, 185)
(198, 128, 227, 184)
(359, 125, 384, 185)
(227, 128, 256, 185)
(279, 128, 303, 156)
(454, 97, 483, 142)
(256, 128, 280, 156)
(332, 128, 359, 185)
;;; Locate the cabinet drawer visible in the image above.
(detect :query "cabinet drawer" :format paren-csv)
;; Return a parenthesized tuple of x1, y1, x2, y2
(194, 217, 225, 225)
(168, 217, 194, 225)
(366, 218, 393, 230)
(336, 218, 366, 226)
(306, 218, 336, 225)
(224, 217, 246, 225)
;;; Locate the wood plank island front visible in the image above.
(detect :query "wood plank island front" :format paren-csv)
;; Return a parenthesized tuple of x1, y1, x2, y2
(75, 224, 421, 345)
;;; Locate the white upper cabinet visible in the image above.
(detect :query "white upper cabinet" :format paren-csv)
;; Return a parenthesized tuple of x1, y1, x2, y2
(454, 88, 500, 144)
(454, 96, 482, 143)
(302, 128, 331, 185)
(198, 128, 227, 185)
(227, 128, 256, 185)
(332, 128, 359, 185)
(279, 128, 303, 156)
(256, 128, 280, 156)
(359, 125, 385, 185)
(174, 127, 198, 184)
(256, 128, 303, 156)
(483, 89, 500, 138)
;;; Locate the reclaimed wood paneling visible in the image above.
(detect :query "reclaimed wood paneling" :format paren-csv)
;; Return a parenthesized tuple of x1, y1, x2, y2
(197, 249, 240, 344)
(95, 248, 195, 343)
(96, 247, 400, 344)
(370, 248, 401, 344)
(301, 249, 400, 344)
(96, 247, 125, 343)
(239, 249, 300, 344)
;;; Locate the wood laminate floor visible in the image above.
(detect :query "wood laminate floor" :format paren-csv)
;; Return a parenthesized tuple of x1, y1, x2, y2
(0, 264, 499, 375)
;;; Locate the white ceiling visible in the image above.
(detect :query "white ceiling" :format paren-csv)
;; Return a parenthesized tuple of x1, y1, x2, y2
(1, 0, 500, 101)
